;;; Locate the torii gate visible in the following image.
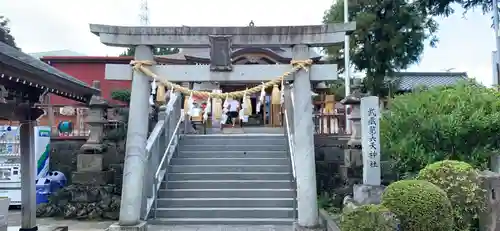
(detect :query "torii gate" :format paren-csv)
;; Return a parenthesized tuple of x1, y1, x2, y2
(90, 23, 355, 231)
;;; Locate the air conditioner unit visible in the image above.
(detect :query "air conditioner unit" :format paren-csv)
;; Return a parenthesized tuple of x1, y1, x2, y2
(59, 106, 75, 116)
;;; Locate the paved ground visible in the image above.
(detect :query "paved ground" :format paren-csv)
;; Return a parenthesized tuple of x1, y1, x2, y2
(148, 225, 292, 231)
(8, 210, 292, 231)
(8, 210, 113, 230)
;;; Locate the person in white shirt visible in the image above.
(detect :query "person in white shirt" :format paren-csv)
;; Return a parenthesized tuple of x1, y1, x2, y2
(227, 99, 240, 127)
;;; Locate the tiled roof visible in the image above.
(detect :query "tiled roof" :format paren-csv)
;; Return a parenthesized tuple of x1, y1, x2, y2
(158, 48, 322, 60)
(0, 42, 100, 102)
(394, 72, 468, 91)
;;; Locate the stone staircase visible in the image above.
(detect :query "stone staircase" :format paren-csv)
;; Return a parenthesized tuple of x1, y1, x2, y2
(150, 134, 296, 225)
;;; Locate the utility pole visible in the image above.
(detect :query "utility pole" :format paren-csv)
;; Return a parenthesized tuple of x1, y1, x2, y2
(344, 0, 352, 134)
(492, 0, 500, 173)
(494, 0, 500, 87)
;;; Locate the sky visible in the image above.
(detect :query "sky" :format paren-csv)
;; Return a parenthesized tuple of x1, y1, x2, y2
(0, 0, 496, 85)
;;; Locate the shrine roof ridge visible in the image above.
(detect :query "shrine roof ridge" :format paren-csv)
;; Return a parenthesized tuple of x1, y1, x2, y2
(90, 23, 356, 36)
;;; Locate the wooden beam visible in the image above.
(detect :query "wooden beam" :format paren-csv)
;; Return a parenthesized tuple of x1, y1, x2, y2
(105, 64, 338, 82)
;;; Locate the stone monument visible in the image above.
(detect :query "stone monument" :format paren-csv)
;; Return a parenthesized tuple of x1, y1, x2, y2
(353, 95, 385, 205)
(341, 80, 385, 205)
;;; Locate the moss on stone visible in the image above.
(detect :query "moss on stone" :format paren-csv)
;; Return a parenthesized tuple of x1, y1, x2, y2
(381, 179, 454, 231)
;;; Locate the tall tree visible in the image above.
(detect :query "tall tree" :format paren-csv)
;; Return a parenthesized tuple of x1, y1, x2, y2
(323, 0, 438, 96)
(0, 16, 19, 49)
(119, 47, 180, 56)
(416, 0, 489, 17)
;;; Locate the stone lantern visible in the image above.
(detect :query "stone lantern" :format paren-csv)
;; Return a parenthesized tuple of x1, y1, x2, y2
(339, 85, 364, 184)
(74, 80, 113, 189)
(314, 81, 329, 95)
(341, 92, 362, 145)
(80, 80, 109, 153)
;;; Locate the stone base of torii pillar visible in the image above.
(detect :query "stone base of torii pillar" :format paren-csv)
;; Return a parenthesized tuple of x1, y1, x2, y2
(107, 221, 147, 231)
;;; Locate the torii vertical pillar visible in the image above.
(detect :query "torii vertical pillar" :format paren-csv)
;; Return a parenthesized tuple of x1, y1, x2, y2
(292, 45, 320, 229)
(111, 45, 153, 231)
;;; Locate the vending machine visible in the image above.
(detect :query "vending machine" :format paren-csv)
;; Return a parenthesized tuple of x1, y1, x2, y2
(0, 125, 50, 206)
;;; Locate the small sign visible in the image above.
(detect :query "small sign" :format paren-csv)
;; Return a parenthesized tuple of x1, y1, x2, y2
(209, 35, 233, 72)
(38, 130, 50, 137)
(361, 96, 381, 186)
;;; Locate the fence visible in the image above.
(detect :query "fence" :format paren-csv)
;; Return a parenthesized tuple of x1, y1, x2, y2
(313, 113, 347, 135)
(40, 104, 348, 137)
(36, 105, 127, 138)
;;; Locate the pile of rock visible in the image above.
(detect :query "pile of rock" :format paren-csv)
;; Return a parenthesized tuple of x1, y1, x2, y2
(36, 184, 120, 220)
(37, 140, 125, 221)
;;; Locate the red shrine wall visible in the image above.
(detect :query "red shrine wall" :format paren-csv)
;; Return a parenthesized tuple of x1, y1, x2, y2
(36, 57, 133, 133)
(44, 59, 132, 105)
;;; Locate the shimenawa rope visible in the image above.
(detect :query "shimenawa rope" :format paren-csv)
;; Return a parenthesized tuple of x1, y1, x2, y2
(129, 59, 313, 100)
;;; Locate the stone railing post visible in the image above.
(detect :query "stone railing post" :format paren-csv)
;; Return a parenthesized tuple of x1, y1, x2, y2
(157, 105, 168, 159)
(81, 80, 108, 152)
(170, 94, 180, 144)
(284, 84, 294, 136)
(479, 170, 500, 230)
(183, 82, 194, 134)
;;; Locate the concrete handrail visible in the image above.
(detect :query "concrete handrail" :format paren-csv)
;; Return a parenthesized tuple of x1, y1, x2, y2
(154, 114, 182, 180)
(318, 209, 341, 231)
(141, 93, 182, 220)
(283, 86, 298, 220)
(284, 109, 296, 179)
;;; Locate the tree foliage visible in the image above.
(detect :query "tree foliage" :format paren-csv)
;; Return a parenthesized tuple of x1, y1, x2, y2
(381, 81, 500, 175)
(119, 47, 180, 56)
(0, 16, 19, 49)
(416, 0, 492, 17)
(323, 0, 438, 96)
(111, 89, 131, 105)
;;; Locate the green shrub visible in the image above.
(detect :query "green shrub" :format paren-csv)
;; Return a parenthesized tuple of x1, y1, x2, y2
(416, 160, 486, 231)
(381, 179, 453, 231)
(340, 204, 397, 231)
(380, 81, 500, 176)
(111, 89, 131, 104)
